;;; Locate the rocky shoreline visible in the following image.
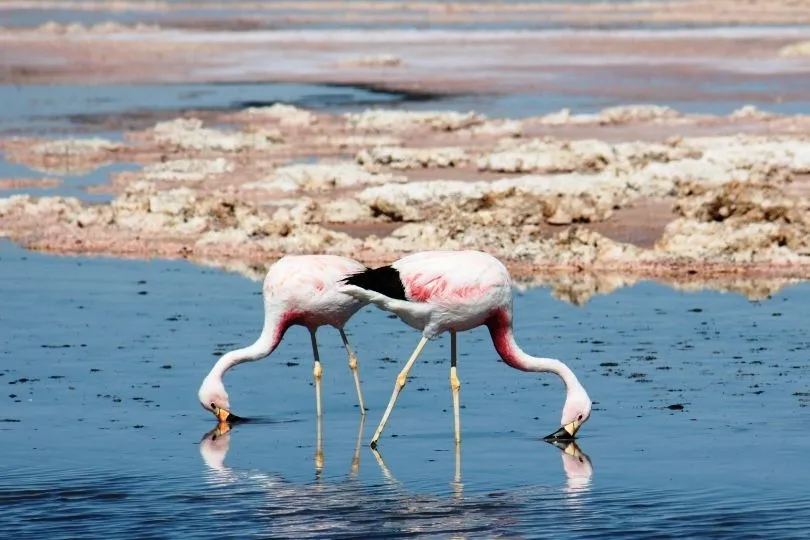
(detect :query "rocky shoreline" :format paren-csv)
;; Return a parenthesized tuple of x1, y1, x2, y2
(2, 103, 810, 303)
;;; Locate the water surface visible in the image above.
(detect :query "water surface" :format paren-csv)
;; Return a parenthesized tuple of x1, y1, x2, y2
(1, 241, 809, 538)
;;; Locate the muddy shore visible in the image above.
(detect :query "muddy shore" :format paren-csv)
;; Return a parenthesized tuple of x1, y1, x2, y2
(2, 102, 810, 305)
(3, 7, 810, 303)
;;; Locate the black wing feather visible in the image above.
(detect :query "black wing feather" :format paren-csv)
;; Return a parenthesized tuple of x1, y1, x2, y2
(343, 265, 407, 301)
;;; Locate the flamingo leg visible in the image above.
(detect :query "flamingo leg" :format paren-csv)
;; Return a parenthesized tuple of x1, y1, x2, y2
(450, 331, 461, 444)
(351, 414, 365, 478)
(309, 329, 323, 417)
(339, 329, 366, 415)
(315, 413, 324, 478)
(452, 439, 463, 500)
(369, 335, 429, 448)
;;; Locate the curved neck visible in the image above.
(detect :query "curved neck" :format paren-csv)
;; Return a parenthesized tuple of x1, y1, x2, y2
(207, 308, 293, 381)
(487, 309, 581, 391)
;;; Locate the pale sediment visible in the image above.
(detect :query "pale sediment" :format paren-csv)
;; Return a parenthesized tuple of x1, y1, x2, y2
(2, 103, 810, 304)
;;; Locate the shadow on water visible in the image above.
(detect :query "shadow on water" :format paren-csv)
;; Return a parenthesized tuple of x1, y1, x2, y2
(0, 82, 458, 136)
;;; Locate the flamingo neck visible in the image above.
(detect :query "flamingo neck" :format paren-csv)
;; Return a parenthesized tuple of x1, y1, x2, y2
(207, 308, 295, 381)
(487, 309, 581, 392)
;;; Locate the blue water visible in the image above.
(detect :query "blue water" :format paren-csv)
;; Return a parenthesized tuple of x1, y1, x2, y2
(0, 83, 411, 136)
(1, 241, 809, 538)
(0, 159, 138, 203)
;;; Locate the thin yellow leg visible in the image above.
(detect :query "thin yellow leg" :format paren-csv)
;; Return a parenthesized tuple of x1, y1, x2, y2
(340, 329, 366, 415)
(450, 331, 461, 444)
(369, 335, 430, 448)
(310, 329, 323, 417)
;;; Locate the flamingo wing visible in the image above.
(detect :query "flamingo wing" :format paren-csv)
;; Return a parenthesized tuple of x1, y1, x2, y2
(393, 251, 510, 305)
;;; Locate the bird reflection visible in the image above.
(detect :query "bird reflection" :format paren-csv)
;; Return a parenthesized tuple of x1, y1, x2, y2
(199, 422, 232, 471)
(545, 439, 594, 500)
(370, 439, 592, 500)
(199, 424, 595, 536)
(202, 421, 593, 496)
(200, 415, 366, 483)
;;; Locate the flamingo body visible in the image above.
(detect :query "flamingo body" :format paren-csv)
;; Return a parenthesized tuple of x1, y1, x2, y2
(344, 251, 511, 336)
(262, 254, 367, 330)
(341, 250, 592, 447)
(198, 254, 369, 422)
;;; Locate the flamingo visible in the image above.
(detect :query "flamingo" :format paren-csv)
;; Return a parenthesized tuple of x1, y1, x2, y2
(198, 254, 369, 422)
(340, 250, 592, 448)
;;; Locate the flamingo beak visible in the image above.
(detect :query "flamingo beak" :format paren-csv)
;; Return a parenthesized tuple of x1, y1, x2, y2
(213, 405, 231, 423)
(212, 405, 247, 424)
(544, 419, 581, 441)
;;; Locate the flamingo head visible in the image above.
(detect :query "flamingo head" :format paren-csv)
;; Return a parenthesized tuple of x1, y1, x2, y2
(547, 383, 592, 441)
(198, 375, 232, 423)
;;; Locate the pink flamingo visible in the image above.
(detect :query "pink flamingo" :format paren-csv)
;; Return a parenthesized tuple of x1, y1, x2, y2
(340, 250, 592, 448)
(198, 254, 369, 422)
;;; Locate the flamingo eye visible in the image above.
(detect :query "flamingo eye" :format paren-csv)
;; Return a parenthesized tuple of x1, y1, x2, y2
(577, 414, 584, 421)
(210, 402, 216, 409)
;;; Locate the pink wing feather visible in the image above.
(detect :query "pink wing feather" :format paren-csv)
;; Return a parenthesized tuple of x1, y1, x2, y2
(394, 251, 506, 305)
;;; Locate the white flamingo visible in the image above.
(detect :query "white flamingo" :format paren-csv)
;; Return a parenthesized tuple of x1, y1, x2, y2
(340, 250, 592, 448)
(198, 254, 368, 422)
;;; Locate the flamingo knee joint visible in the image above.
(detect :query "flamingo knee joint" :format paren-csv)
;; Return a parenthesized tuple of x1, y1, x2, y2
(450, 367, 461, 391)
(396, 372, 408, 389)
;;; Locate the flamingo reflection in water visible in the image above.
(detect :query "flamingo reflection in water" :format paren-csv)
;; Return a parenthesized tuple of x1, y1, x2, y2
(199, 421, 594, 536)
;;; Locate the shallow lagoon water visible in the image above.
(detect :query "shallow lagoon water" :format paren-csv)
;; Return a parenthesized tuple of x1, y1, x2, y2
(2, 241, 810, 538)
(0, 83, 415, 136)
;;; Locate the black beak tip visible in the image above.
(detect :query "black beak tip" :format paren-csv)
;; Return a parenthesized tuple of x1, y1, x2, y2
(544, 427, 576, 441)
(226, 413, 249, 425)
